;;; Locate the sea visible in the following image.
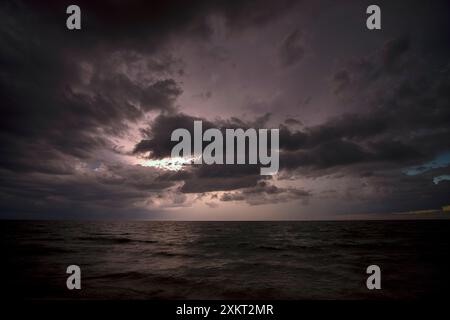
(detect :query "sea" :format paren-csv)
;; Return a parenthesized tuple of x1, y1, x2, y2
(1, 220, 449, 300)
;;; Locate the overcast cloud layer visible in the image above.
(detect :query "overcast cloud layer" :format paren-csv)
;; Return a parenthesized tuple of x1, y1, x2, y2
(1, 0, 449, 219)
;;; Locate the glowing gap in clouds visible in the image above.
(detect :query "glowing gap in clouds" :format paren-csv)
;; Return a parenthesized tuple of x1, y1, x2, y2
(139, 157, 197, 171)
(404, 151, 450, 176)
(433, 175, 450, 185)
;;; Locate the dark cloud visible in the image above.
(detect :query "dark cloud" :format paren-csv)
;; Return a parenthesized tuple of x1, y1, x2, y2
(0, 0, 294, 170)
(280, 34, 450, 177)
(181, 175, 262, 194)
(382, 35, 410, 73)
(332, 70, 351, 94)
(331, 35, 413, 95)
(18, 0, 297, 54)
(134, 113, 203, 158)
(0, 163, 179, 219)
(279, 28, 304, 67)
(0, 0, 300, 217)
(133, 112, 273, 159)
(133, 112, 271, 194)
(220, 181, 310, 205)
(281, 139, 369, 169)
(0, 2, 187, 175)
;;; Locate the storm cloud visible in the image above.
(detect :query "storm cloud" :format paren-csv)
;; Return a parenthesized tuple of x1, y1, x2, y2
(1, 0, 449, 219)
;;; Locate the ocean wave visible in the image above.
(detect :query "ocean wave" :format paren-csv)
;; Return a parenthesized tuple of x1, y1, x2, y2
(76, 236, 158, 244)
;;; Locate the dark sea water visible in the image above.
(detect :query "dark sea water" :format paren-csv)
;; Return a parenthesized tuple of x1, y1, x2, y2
(1, 220, 449, 300)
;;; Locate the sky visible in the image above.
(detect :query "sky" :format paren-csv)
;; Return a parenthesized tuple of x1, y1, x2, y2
(0, 0, 449, 220)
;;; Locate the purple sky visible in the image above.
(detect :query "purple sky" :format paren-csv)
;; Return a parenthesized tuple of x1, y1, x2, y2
(1, 0, 449, 220)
